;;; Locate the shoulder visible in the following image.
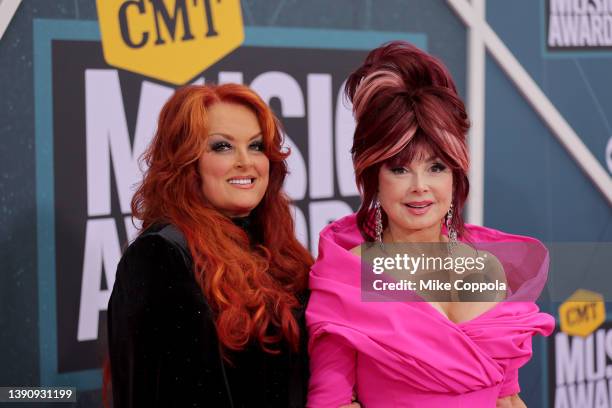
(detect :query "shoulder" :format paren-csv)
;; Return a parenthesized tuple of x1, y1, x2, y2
(115, 231, 191, 291)
(318, 213, 362, 245)
(315, 214, 364, 263)
(110, 230, 204, 320)
(122, 232, 185, 268)
(467, 246, 504, 275)
(448, 241, 502, 267)
(462, 223, 549, 274)
(479, 249, 507, 298)
(456, 242, 506, 278)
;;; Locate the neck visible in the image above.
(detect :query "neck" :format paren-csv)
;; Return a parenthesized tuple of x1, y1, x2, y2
(384, 223, 446, 243)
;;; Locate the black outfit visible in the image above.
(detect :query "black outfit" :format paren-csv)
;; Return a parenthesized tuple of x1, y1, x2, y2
(107, 218, 309, 408)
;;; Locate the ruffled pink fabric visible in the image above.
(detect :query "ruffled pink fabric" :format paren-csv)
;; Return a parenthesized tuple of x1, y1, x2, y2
(306, 214, 555, 407)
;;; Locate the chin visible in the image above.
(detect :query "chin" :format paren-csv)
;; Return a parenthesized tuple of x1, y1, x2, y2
(402, 219, 439, 232)
(227, 203, 258, 215)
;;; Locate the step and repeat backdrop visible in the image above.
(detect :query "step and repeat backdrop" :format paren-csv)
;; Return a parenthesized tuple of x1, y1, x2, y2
(1, 1, 611, 407)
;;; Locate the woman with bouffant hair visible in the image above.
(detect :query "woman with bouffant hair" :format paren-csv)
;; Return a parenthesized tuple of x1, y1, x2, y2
(306, 41, 554, 407)
(106, 83, 312, 407)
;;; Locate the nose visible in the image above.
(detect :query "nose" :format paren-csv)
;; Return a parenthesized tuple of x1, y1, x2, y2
(235, 146, 253, 168)
(410, 172, 429, 193)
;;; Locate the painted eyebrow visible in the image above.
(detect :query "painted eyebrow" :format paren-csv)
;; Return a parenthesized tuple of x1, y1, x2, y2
(207, 132, 263, 141)
(393, 156, 440, 164)
(424, 155, 441, 162)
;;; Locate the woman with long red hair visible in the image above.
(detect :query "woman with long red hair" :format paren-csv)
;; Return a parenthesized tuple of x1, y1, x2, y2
(106, 83, 313, 407)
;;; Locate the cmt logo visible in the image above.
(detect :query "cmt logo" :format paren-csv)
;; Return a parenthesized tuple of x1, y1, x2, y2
(558, 289, 606, 337)
(96, 0, 244, 84)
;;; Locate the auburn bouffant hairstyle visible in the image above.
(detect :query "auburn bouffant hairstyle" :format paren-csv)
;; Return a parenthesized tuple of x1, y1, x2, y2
(345, 41, 471, 240)
(135, 83, 312, 352)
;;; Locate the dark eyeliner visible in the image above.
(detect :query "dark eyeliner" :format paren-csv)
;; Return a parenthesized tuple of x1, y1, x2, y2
(431, 162, 447, 172)
(250, 140, 265, 151)
(210, 141, 231, 152)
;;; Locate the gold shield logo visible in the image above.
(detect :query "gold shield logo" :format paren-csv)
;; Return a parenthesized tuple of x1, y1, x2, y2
(96, 0, 244, 84)
(559, 289, 606, 337)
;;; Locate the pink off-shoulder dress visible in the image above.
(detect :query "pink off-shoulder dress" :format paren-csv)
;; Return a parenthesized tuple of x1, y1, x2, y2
(306, 214, 555, 408)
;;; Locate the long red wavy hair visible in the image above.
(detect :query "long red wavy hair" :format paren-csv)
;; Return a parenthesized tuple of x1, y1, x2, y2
(103, 84, 312, 405)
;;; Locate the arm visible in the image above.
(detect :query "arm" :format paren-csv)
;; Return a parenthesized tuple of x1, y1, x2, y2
(107, 235, 186, 408)
(307, 333, 357, 408)
(496, 394, 527, 408)
(497, 367, 525, 407)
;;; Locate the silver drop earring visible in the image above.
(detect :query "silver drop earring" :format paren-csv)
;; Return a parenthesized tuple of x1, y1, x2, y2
(446, 203, 458, 252)
(375, 199, 383, 244)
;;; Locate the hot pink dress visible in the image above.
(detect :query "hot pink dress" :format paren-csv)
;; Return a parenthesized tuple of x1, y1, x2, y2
(306, 214, 555, 407)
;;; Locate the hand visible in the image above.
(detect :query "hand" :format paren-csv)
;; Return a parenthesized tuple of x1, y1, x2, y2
(339, 391, 361, 408)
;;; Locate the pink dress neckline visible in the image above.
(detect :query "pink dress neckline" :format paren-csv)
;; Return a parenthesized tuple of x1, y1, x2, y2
(306, 214, 555, 407)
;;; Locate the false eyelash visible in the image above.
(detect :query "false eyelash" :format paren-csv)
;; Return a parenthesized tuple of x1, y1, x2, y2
(211, 141, 231, 151)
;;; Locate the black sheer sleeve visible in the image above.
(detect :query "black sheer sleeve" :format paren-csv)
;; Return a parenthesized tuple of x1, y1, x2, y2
(293, 290, 311, 407)
(107, 235, 185, 407)
(107, 234, 230, 408)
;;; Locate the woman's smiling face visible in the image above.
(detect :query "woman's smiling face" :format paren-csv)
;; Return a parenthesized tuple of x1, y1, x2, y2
(377, 145, 453, 240)
(198, 102, 270, 217)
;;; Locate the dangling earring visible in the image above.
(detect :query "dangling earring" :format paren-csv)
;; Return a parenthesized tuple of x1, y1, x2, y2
(446, 203, 458, 253)
(375, 199, 383, 244)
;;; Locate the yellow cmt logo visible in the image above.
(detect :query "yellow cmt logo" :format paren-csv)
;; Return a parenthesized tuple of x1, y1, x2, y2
(559, 289, 606, 337)
(96, 0, 244, 84)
